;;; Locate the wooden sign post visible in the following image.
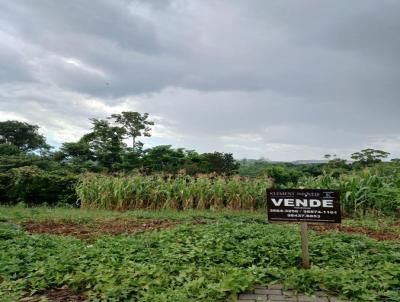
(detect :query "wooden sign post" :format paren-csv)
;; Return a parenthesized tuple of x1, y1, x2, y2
(267, 189, 341, 269)
(300, 222, 310, 269)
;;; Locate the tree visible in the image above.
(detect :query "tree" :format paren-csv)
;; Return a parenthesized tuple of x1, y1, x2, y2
(322, 157, 350, 177)
(351, 148, 390, 166)
(181, 150, 203, 175)
(60, 141, 95, 162)
(324, 154, 332, 160)
(110, 112, 154, 149)
(0, 120, 49, 152)
(54, 140, 98, 172)
(327, 158, 349, 169)
(200, 152, 239, 175)
(266, 165, 301, 187)
(141, 145, 186, 173)
(58, 112, 154, 172)
(86, 118, 127, 171)
(120, 148, 143, 171)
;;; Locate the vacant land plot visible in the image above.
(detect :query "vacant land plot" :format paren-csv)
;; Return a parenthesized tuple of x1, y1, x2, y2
(21, 218, 180, 239)
(0, 206, 399, 302)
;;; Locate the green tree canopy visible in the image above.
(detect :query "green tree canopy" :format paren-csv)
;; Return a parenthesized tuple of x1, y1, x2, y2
(84, 118, 127, 171)
(200, 152, 239, 175)
(110, 112, 154, 149)
(142, 145, 186, 173)
(0, 120, 49, 152)
(351, 148, 390, 166)
(58, 112, 154, 172)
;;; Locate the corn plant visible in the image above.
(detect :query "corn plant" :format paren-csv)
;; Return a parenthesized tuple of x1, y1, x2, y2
(298, 168, 400, 216)
(76, 174, 271, 211)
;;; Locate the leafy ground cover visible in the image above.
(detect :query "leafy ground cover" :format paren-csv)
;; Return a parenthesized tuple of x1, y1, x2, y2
(0, 206, 399, 302)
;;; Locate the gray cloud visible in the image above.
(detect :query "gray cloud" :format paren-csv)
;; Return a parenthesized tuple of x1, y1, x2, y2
(0, 0, 399, 160)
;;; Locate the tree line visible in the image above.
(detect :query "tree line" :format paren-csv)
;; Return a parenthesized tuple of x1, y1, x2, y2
(0, 112, 238, 175)
(0, 111, 397, 206)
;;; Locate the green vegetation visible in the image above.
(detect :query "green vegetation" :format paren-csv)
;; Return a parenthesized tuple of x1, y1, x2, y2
(0, 205, 265, 223)
(0, 113, 239, 206)
(298, 168, 400, 216)
(74, 166, 400, 216)
(0, 207, 399, 302)
(351, 149, 391, 167)
(1, 112, 400, 300)
(1, 112, 400, 218)
(76, 174, 270, 211)
(0, 120, 50, 153)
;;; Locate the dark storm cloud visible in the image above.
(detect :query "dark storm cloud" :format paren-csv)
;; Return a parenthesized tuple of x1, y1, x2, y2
(0, 0, 161, 53)
(0, 0, 399, 160)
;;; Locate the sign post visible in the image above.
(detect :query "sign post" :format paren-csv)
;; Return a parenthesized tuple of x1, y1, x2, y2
(266, 189, 341, 269)
(300, 222, 310, 269)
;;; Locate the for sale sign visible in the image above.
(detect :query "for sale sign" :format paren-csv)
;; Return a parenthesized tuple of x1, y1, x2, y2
(267, 189, 341, 223)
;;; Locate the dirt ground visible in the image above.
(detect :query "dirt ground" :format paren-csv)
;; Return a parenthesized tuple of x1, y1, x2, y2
(21, 217, 398, 241)
(21, 287, 85, 302)
(309, 223, 400, 241)
(21, 218, 182, 239)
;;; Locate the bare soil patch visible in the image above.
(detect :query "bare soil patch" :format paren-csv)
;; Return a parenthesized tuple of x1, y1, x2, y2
(21, 288, 85, 302)
(22, 218, 181, 239)
(309, 224, 400, 241)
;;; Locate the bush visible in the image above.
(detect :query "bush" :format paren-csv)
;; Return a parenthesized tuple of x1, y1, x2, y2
(0, 144, 21, 156)
(1, 166, 79, 206)
(0, 154, 59, 172)
(0, 172, 11, 203)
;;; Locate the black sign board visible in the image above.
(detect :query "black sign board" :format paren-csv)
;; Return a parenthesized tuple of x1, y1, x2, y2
(267, 189, 341, 223)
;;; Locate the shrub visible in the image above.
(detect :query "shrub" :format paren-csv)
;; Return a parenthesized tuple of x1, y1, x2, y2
(2, 166, 79, 206)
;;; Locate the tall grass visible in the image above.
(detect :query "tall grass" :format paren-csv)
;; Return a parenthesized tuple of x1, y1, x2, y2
(76, 174, 271, 211)
(76, 168, 400, 216)
(298, 168, 400, 216)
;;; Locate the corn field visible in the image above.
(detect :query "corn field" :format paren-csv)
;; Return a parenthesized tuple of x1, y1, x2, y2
(76, 168, 400, 215)
(76, 174, 271, 211)
(298, 168, 400, 216)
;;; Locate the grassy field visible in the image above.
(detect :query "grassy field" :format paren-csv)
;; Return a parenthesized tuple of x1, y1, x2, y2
(0, 206, 399, 302)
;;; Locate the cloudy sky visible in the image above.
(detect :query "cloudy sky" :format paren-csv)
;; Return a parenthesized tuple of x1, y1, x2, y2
(0, 0, 399, 161)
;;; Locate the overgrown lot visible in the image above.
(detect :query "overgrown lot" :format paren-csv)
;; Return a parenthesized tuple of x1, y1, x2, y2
(0, 207, 399, 302)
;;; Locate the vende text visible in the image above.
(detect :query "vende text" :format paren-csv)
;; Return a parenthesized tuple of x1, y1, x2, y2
(271, 198, 334, 208)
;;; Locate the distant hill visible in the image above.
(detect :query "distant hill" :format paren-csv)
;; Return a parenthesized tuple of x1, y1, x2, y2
(238, 159, 328, 165)
(291, 160, 328, 165)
